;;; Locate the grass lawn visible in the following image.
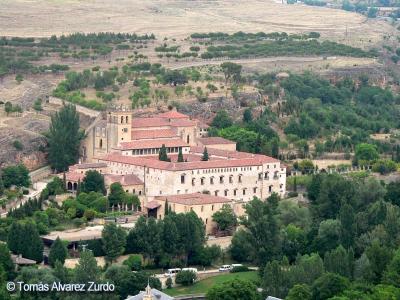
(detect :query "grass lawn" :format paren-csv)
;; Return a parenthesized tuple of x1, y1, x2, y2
(165, 271, 260, 296)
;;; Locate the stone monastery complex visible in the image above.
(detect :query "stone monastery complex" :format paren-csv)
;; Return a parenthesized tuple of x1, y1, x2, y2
(64, 109, 286, 232)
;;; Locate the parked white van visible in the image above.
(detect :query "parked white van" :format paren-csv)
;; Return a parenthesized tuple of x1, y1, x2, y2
(164, 268, 181, 276)
(219, 265, 231, 272)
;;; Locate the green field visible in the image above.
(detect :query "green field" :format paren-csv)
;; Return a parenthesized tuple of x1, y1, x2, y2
(165, 271, 260, 296)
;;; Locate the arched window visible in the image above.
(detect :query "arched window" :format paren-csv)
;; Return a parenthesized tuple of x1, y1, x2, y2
(238, 174, 242, 183)
(269, 185, 273, 193)
(187, 135, 190, 144)
(126, 116, 129, 123)
(210, 176, 214, 185)
(73, 182, 78, 191)
(67, 182, 72, 190)
(219, 176, 224, 184)
(99, 139, 103, 149)
(121, 116, 124, 124)
(229, 175, 233, 183)
(181, 174, 186, 184)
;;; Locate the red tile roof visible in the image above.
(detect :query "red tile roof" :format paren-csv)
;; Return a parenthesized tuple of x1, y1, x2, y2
(170, 119, 197, 127)
(118, 138, 188, 150)
(65, 172, 85, 182)
(155, 193, 232, 205)
(105, 174, 143, 186)
(145, 200, 161, 210)
(74, 162, 108, 169)
(157, 110, 189, 119)
(197, 137, 236, 145)
(132, 117, 171, 128)
(131, 129, 178, 140)
(97, 151, 280, 171)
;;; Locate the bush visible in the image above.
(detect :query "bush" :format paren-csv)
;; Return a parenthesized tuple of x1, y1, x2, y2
(123, 254, 142, 271)
(12, 140, 23, 151)
(230, 265, 249, 273)
(166, 277, 173, 289)
(175, 270, 197, 286)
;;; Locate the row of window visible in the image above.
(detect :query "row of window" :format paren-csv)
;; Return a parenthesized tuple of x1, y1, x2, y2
(181, 172, 281, 185)
(129, 147, 183, 156)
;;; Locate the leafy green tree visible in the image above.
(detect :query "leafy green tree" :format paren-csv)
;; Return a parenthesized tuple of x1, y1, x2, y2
(316, 219, 342, 254)
(286, 284, 312, 300)
(354, 143, 379, 165)
(311, 273, 349, 300)
(366, 241, 393, 283)
(220, 62, 242, 83)
(230, 229, 254, 262)
(1, 164, 30, 188)
(48, 237, 68, 267)
(175, 270, 197, 286)
(383, 248, 400, 287)
(211, 110, 233, 129)
(47, 104, 85, 171)
(202, 147, 209, 161)
(81, 170, 106, 195)
(282, 224, 307, 262)
(102, 223, 127, 263)
(108, 182, 125, 207)
(74, 250, 100, 283)
(0, 244, 14, 278)
(323, 245, 353, 278)
(212, 204, 237, 231)
(206, 279, 259, 300)
(122, 254, 142, 271)
(263, 259, 290, 298)
(0, 171, 4, 195)
(7, 221, 43, 263)
(384, 181, 400, 206)
(241, 194, 281, 268)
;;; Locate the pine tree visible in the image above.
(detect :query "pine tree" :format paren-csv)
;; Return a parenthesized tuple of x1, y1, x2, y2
(202, 147, 209, 161)
(47, 104, 85, 172)
(177, 148, 184, 162)
(49, 237, 68, 267)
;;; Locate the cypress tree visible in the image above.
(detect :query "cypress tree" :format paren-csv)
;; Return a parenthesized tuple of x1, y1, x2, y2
(0, 171, 4, 195)
(177, 148, 184, 162)
(202, 147, 209, 161)
(159, 144, 170, 162)
(164, 199, 169, 216)
(49, 237, 68, 267)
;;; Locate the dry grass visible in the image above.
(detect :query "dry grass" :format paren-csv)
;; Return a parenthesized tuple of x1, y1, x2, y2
(0, 0, 393, 48)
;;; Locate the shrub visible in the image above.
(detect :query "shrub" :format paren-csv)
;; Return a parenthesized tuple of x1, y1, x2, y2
(230, 265, 249, 273)
(12, 140, 23, 151)
(166, 277, 173, 289)
(123, 254, 142, 271)
(175, 270, 197, 286)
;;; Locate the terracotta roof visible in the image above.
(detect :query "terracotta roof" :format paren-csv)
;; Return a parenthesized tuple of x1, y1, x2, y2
(65, 172, 85, 182)
(145, 200, 161, 210)
(118, 138, 188, 150)
(131, 129, 177, 140)
(155, 193, 232, 205)
(157, 110, 189, 119)
(105, 174, 144, 186)
(170, 118, 197, 127)
(132, 117, 171, 128)
(197, 137, 236, 145)
(97, 152, 280, 171)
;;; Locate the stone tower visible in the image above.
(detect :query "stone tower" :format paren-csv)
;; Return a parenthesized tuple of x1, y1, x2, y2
(107, 109, 132, 149)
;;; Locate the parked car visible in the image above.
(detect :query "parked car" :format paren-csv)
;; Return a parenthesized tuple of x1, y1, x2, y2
(219, 265, 232, 272)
